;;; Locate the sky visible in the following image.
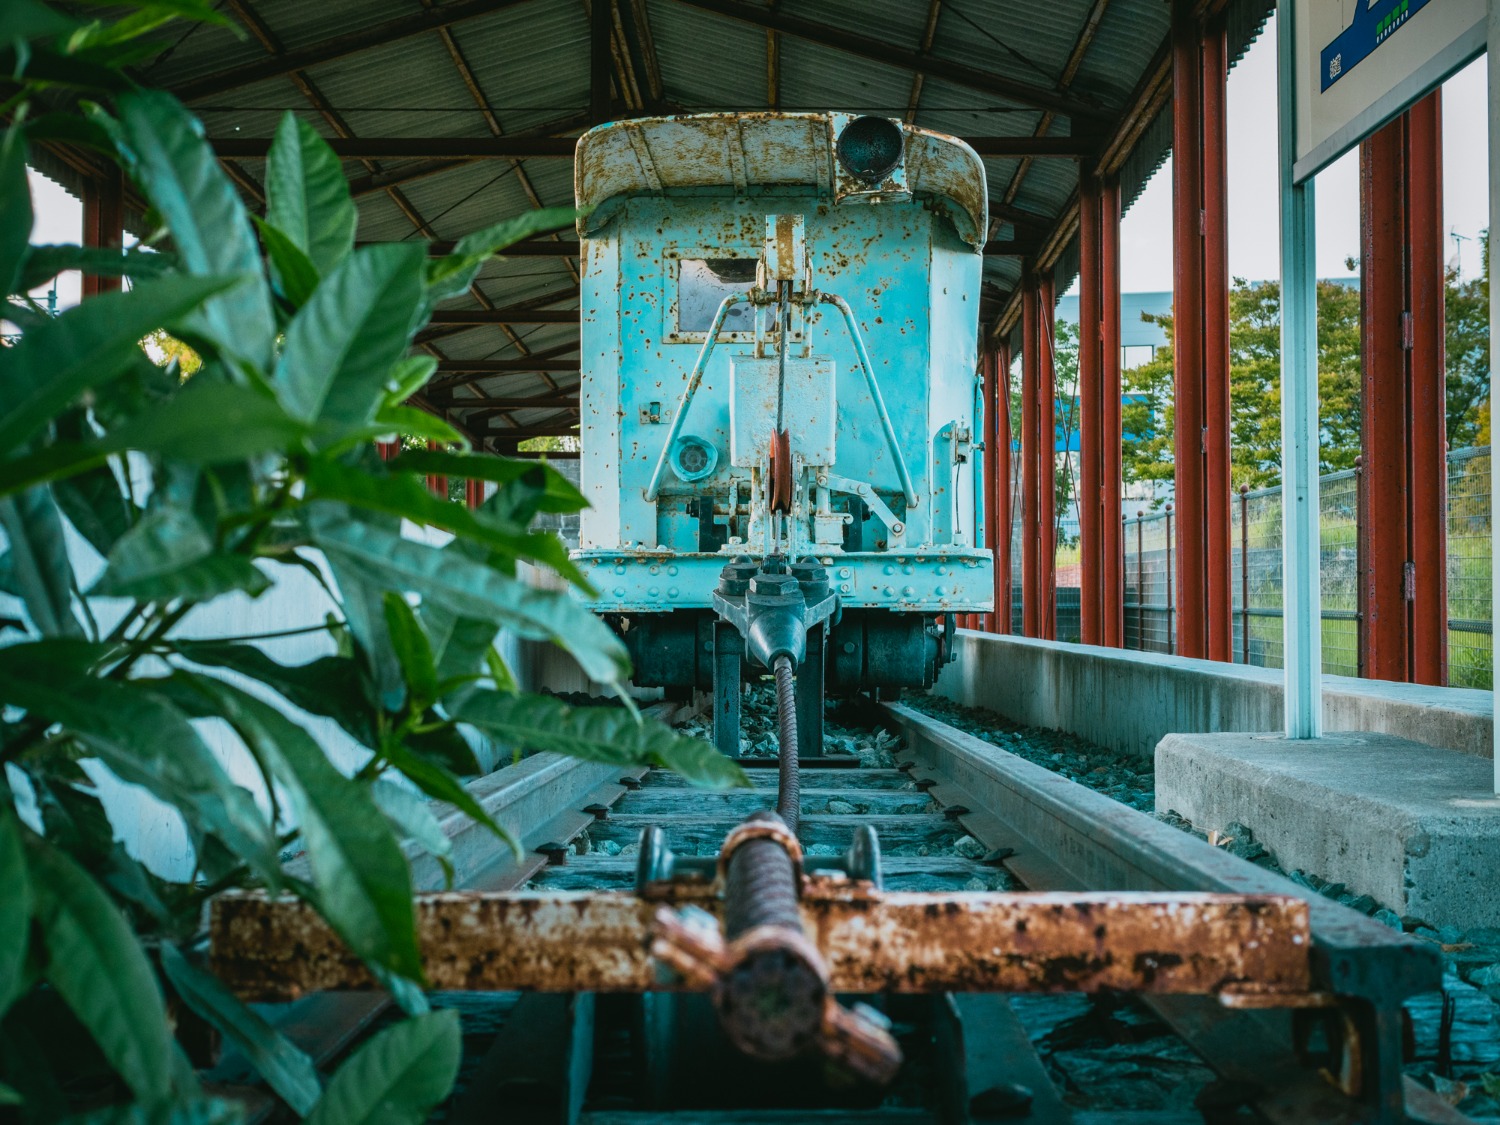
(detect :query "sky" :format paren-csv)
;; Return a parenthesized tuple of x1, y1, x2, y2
(27, 12, 1493, 306)
(1113, 11, 1490, 293)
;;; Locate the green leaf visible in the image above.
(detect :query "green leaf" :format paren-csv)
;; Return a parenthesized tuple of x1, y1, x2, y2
(19, 244, 176, 292)
(426, 608, 499, 687)
(0, 1082, 20, 1105)
(111, 90, 274, 372)
(394, 449, 586, 514)
(254, 216, 320, 309)
(265, 113, 357, 277)
(274, 244, 426, 428)
(159, 945, 321, 1116)
(0, 643, 281, 886)
(382, 593, 437, 708)
(96, 553, 271, 602)
(91, 503, 209, 590)
(371, 781, 453, 887)
(0, 127, 32, 299)
(426, 207, 577, 304)
(107, 379, 308, 463)
(52, 460, 134, 557)
(455, 692, 748, 789)
(308, 507, 627, 685)
(172, 642, 376, 747)
(62, 1098, 247, 1125)
(0, 805, 30, 1020)
(380, 741, 518, 859)
(362, 406, 466, 447)
(180, 675, 422, 981)
(0, 274, 235, 456)
(383, 356, 438, 407)
(304, 459, 580, 578)
(0, 442, 115, 501)
(0, 0, 75, 49)
(0, 486, 81, 637)
(306, 1010, 460, 1125)
(25, 830, 175, 1105)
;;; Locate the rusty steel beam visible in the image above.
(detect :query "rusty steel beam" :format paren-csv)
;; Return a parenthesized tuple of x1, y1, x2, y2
(1037, 272, 1057, 641)
(170, 0, 537, 102)
(1201, 15, 1232, 663)
(211, 889, 1312, 1002)
(670, 0, 1111, 123)
(1359, 92, 1448, 686)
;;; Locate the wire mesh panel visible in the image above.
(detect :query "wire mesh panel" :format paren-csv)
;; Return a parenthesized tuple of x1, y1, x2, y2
(1123, 510, 1173, 653)
(1447, 447, 1491, 688)
(1118, 447, 1493, 689)
(1319, 468, 1359, 678)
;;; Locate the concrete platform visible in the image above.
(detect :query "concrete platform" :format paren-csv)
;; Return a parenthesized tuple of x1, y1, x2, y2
(936, 631, 1494, 760)
(1155, 731, 1500, 930)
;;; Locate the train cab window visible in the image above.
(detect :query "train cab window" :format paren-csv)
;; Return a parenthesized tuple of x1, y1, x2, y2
(676, 258, 757, 335)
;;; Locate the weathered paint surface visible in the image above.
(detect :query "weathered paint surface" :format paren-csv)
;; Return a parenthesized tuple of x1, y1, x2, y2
(211, 888, 1311, 1000)
(573, 113, 992, 615)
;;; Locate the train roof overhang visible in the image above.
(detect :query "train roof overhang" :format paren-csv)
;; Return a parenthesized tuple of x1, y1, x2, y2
(574, 113, 988, 249)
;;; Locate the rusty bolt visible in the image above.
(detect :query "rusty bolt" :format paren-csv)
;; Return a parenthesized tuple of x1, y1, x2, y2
(914, 778, 937, 791)
(584, 803, 610, 821)
(620, 776, 643, 790)
(942, 805, 971, 821)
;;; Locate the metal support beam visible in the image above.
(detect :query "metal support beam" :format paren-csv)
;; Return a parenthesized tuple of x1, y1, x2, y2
(1169, 0, 1232, 661)
(981, 347, 999, 633)
(668, 0, 1112, 123)
(1020, 272, 1057, 640)
(1020, 285, 1040, 639)
(428, 307, 580, 325)
(996, 341, 1013, 634)
(80, 163, 124, 298)
(434, 359, 579, 375)
(169, 0, 536, 102)
(1100, 178, 1124, 647)
(1276, 0, 1322, 738)
(1078, 174, 1103, 646)
(1358, 92, 1448, 687)
(591, 0, 614, 123)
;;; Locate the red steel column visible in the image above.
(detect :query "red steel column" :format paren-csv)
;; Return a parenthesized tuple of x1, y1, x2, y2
(996, 340, 1014, 634)
(1171, 0, 1207, 660)
(1358, 91, 1448, 685)
(1077, 175, 1104, 645)
(1038, 271, 1058, 641)
(981, 348, 999, 632)
(1406, 93, 1447, 684)
(1021, 279, 1041, 637)
(1201, 14, 1233, 662)
(1170, 0, 1231, 660)
(81, 164, 124, 298)
(1100, 177, 1125, 647)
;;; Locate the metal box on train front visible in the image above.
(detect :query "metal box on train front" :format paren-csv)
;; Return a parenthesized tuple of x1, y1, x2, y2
(729, 357, 836, 468)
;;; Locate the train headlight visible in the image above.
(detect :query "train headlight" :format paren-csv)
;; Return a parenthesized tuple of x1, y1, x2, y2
(670, 435, 719, 483)
(836, 116, 905, 183)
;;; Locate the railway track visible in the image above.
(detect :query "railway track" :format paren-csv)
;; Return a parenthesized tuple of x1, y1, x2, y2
(212, 696, 1464, 1125)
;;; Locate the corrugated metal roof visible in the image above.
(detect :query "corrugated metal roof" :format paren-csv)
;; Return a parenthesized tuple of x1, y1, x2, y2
(40, 0, 1275, 447)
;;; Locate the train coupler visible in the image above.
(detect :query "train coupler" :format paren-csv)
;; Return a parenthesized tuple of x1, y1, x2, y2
(647, 810, 903, 1083)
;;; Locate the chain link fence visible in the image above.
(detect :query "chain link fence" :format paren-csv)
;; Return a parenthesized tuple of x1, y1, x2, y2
(1118, 448, 1491, 688)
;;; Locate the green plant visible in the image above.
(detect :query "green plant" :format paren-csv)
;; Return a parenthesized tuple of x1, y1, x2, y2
(0, 3, 746, 1121)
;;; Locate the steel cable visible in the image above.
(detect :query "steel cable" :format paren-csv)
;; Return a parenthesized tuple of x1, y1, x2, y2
(772, 654, 800, 836)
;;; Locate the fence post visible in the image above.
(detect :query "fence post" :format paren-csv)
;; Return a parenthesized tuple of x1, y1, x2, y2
(1165, 503, 1175, 655)
(1240, 484, 1250, 665)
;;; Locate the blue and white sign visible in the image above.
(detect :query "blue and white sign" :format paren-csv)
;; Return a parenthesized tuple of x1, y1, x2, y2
(1293, 0, 1485, 182)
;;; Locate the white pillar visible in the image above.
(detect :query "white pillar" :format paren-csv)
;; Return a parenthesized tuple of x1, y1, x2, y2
(1277, 0, 1323, 738)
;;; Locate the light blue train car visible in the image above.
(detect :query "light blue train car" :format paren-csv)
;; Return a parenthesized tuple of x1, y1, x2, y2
(571, 112, 993, 752)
